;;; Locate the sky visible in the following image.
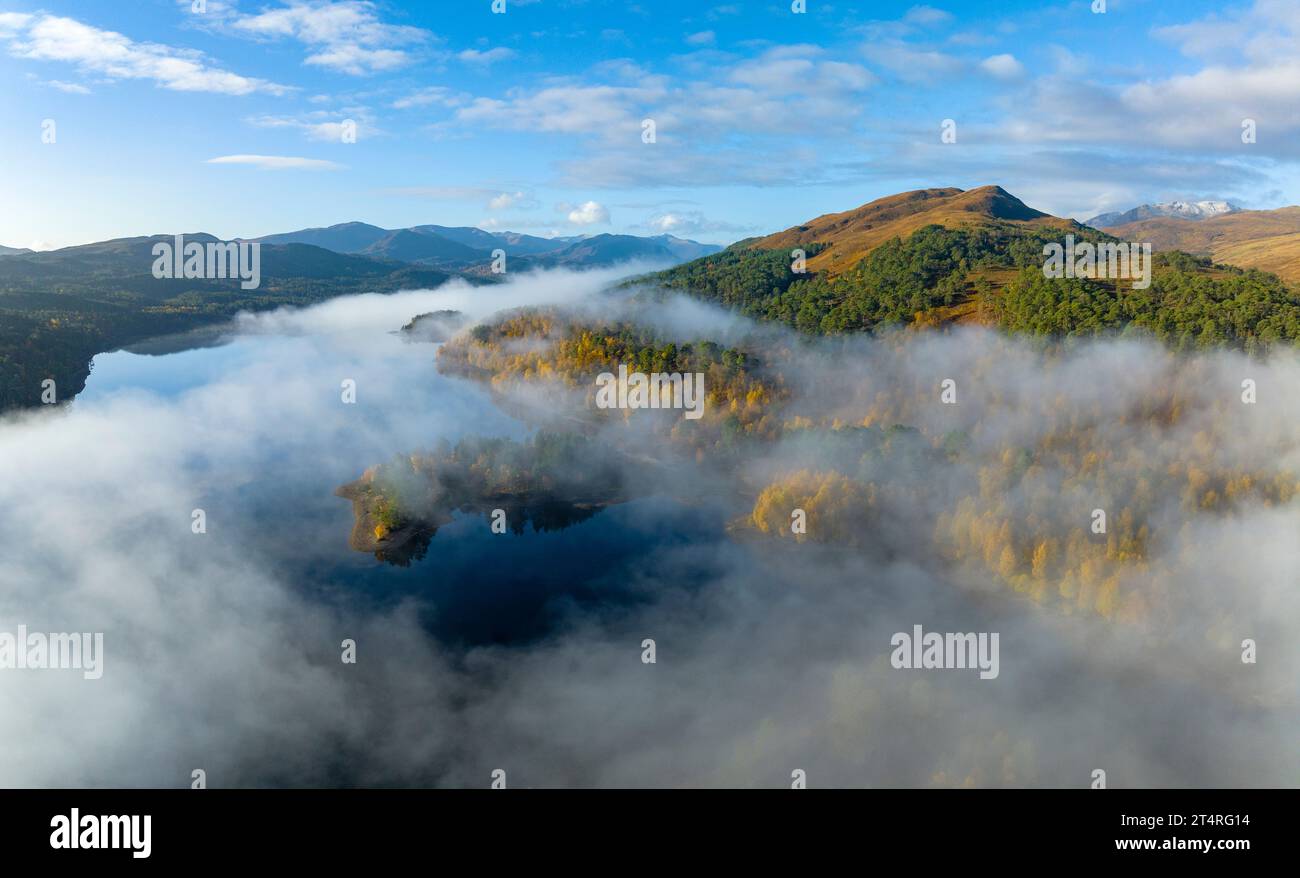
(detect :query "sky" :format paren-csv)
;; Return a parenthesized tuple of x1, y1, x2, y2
(1, 0, 1298, 249)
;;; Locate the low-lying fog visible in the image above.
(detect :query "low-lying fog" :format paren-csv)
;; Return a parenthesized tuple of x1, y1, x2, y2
(0, 266, 1295, 788)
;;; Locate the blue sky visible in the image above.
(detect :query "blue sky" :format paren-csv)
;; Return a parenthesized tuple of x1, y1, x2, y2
(1, 0, 1298, 249)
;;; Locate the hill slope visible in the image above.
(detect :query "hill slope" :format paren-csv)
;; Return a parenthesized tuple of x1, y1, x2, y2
(1105, 207, 1300, 282)
(253, 222, 390, 252)
(641, 186, 1300, 348)
(747, 185, 1082, 276)
(360, 229, 486, 264)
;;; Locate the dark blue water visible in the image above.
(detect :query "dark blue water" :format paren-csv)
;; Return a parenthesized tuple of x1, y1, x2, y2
(78, 320, 726, 649)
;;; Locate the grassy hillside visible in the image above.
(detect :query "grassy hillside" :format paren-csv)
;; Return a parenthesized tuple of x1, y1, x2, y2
(643, 211, 1300, 351)
(1105, 206, 1300, 282)
(642, 222, 1101, 334)
(746, 185, 1084, 277)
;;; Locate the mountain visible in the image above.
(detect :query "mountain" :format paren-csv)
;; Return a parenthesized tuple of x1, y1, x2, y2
(643, 184, 1300, 345)
(406, 224, 504, 252)
(253, 222, 390, 253)
(254, 222, 718, 268)
(746, 185, 1082, 276)
(1086, 201, 1239, 228)
(0, 245, 32, 256)
(359, 229, 486, 264)
(1104, 206, 1300, 283)
(648, 234, 722, 262)
(410, 225, 576, 257)
(492, 231, 581, 256)
(541, 234, 679, 267)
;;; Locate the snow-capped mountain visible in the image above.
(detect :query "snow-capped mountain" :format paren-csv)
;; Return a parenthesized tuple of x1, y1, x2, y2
(1086, 201, 1240, 228)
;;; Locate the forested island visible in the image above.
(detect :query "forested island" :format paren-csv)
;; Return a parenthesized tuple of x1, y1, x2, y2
(336, 432, 637, 565)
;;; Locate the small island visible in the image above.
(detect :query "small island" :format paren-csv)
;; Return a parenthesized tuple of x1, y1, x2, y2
(399, 310, 468, 343)
(336, 432, 634, 565)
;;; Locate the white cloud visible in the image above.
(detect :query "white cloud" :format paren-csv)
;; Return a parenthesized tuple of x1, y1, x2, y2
(2, 14, 290, 95)
(643, 210, 748, 236)
(979, 53, 1024, 79)
(205, 154, 345, 170)
(456, 84, 664, 141)
(489, 191, 533, 210)
(391, 86, 466, 110)
(0, 12, 32, 37)
(1047, 45, 1088, 77)
(903, 5, 954, 27)
(1000, 2, 1300, 162)
(729, 49, 875, 94)
(247, 110, 375, 142)
(457, 47, 516, 65)
(451, 43, 874, 163)
(686, 31, 716, 46)
(45, 79, 90, 94)
(565, 201, 610, 226)
(863, 42, 964, 84)
(1154, 0, 1299, 65)
(232, 0, 430, 75)
(648, 213, 685, 232)
(383, 187, 536, 211)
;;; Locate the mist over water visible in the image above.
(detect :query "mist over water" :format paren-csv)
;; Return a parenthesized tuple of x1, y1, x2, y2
(0, 267, 1295, 788)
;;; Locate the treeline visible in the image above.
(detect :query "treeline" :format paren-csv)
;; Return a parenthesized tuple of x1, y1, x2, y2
(439, 307, 789, 446)
(642, 225, 1080, 333)
(643, 224, 1300, 349)
(993, 257, 1300, 352)
(743, 411, 1298, 624)
(0, 260, 463, 411)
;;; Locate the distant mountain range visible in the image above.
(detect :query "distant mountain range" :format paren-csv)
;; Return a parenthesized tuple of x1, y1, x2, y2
(250, 222, 720, 272)
(0, 223, 719, 274)
(1086, 201, 1239, 228)
(0, 222, 717, 411)
(1101, 206, 1300, 283)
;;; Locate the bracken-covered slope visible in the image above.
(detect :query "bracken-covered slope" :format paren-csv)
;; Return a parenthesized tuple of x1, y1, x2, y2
(1105, 207, 1300, 283)
(746, 185, 1083, 276)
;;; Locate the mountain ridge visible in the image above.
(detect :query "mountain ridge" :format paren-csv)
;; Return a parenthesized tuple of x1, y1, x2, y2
(252, 222, 720, 269)
(1087, 201, 1240, 228)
